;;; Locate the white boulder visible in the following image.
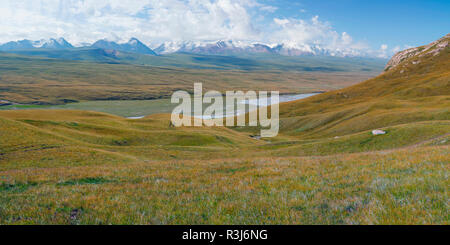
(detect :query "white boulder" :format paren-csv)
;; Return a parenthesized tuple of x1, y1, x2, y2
(372, 130, 386, 136)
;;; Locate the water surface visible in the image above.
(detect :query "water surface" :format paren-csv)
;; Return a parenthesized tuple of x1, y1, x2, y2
(0, 93, 321, 118)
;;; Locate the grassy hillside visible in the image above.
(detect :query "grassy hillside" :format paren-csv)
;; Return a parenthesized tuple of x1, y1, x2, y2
(273, 35, 450, 139)
(0, 107, 448, 165)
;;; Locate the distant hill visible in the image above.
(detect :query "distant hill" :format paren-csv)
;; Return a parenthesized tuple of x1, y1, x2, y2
(91, 38, 156, 55)
(2, 48, 123, 63)
(1, 47, 386, 71)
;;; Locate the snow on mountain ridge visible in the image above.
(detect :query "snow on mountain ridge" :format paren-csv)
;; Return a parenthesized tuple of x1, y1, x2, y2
(153, 39, 356, 56)
(32, 38, 74, 49)
(0, 37, 374, 58)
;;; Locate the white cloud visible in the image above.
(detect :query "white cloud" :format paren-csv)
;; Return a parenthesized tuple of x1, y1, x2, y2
(273, 18, 290, 26)
(0, 0, 264, 46)
(0, 0, 390, 57)
(376, 44, 389, 58)
(269, 16, 370, 56)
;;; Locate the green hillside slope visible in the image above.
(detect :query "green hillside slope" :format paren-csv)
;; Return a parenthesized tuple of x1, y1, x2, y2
(276, 34, 450, 139)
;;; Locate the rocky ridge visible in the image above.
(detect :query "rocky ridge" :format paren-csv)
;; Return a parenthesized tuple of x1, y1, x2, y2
(385, 33, 449, 71)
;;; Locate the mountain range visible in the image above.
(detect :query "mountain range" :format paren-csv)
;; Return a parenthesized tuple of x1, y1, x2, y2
(0, 38, 74, 50)
(0, 38, 156, 55)
(154, 40, 346, 56)
(0, 38, 364, 57)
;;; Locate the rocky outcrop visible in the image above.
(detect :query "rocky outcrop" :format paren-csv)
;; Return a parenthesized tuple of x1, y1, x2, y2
(385, 33, 449, 71)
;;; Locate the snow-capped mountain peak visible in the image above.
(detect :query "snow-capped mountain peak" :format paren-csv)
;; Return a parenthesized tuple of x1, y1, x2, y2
(155, 40, 285, 55)
(0, 37, 371, 58)
(0, 38, 74, 51)
(32, 38, 74, 49)
(128, 38, 139, 45)
(152, 39, 370, 57)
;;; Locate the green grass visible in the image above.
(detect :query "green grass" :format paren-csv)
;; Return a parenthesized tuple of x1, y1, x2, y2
(0, 182, 37, 194)
(0, 99, 175, 117)
(0, 146, 447, 224)
(57, 177, 116, 186)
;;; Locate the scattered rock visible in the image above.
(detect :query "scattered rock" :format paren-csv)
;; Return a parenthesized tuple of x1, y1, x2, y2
(127, 116, 145, 119)
(345, 205, 356, 213)
(155, 178, 168, 184)
(372, 130, 386, 136)
(70, 208, 81, 221)
(250, 135, 261, 140)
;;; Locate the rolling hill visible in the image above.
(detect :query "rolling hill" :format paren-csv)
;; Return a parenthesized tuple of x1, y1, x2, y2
(0, 34, 448, 225)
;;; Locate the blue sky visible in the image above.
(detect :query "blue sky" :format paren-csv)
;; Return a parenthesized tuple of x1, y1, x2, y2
(262, 0, 450, 50)
(0, 0, 448, 57)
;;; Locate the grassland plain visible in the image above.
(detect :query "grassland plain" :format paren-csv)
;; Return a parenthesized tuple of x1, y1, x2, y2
(0, 99, 177, 118)
(0, 35, 449, 225)
(0, 52, 382, 105)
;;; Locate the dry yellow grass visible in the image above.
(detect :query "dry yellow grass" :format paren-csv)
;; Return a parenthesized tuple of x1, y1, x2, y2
(0, 145, 448, 224)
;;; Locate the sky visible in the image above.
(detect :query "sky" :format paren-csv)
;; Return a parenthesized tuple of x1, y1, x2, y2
(0, 0, 449, 57)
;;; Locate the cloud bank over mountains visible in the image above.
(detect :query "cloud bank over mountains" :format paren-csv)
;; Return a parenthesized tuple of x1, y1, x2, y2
(0, 0, 395, 57)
